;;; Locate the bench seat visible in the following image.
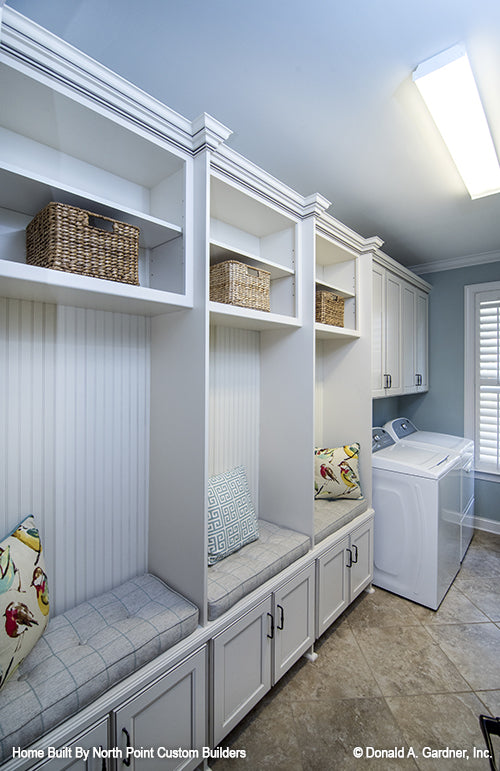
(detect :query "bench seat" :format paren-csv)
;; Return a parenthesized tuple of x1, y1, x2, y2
(0, 574, 199, 763)
(207, 519, 310, 621)
(314, 498, 368, 543)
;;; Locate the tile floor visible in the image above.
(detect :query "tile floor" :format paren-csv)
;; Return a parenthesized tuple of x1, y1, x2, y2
(212, 530, 500, 770)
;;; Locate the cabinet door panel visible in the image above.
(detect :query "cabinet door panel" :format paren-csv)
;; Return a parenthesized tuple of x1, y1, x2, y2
(349, 519, 374, 600)
(415, 290, 428, 391)
(371, 264, 385, 396)
(212, 598, 272, 746)
(32, 720, 109, 771)
(273, 564, 315, 684)
(114, 648, 206, 771)
(385, 272, 402, 393)
(316, 535, 350, 637)
(402, 283, 416, 393)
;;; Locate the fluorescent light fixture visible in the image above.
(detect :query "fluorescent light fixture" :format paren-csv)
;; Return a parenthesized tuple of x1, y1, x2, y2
(413, 44, 500, 199)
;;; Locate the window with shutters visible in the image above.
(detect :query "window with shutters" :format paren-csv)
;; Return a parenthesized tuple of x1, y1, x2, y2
(465, 281, 500, 476)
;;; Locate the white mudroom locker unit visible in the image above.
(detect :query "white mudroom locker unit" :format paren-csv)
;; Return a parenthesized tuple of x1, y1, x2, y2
(0, 7, 431, 770)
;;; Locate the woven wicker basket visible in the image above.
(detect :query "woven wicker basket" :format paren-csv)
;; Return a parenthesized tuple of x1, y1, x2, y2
(316, 289, 345, 327)
(26, 202, 140, 285)
(210, 260, 271, 312)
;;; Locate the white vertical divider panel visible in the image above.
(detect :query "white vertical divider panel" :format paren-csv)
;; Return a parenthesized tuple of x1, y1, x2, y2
(314, 339, 325, 447)
(209, 325, 260, 506)
(320, 255, 373, 507)
(149, 152, 208, 622)
(259, 217, 315, 537)
(0, 298, 150, 615)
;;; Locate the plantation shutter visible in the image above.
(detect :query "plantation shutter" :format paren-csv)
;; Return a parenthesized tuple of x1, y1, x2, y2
(477, 290, 500, 472)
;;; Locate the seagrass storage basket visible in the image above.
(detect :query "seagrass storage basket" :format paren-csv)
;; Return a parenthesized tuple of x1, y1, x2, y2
(210, 260, 271, 312)
(26, 202, 140, 285)
(316, 289, 345, 327)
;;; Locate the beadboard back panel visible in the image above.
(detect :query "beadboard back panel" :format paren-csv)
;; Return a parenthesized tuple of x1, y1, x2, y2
(0, 298, 150, 614)
(209, 325, 260, 510)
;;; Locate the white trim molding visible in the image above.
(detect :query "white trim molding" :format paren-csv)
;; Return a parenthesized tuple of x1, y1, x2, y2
(410, 249, 500, 276)
(464, 280, 500, 478)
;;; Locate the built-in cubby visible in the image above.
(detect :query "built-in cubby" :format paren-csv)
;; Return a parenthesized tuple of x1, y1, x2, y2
(209, 174, 300, 328)
(0, 65, 191, 315)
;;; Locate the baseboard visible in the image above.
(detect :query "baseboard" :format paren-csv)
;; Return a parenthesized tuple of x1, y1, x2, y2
(474, 517, 500, 535)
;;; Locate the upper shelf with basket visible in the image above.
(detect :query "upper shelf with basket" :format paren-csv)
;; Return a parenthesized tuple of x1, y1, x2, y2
(209, 175, 299, 328)
(0, 65, 190, 315)
(315, 230, 359, 338)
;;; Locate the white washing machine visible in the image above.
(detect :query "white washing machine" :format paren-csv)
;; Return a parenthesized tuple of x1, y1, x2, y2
(383, 418, 475, 560)
(372, 427, 462, 610)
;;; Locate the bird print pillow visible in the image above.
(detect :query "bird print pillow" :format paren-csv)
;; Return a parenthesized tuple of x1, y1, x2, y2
(314, 444, 362, 499)
(0, 516, 49, 689)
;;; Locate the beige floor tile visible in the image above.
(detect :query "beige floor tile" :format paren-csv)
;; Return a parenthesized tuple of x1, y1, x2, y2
(344, 586, 423, 630)
(409, 584, 490, 625)
(476, 689, 500, 715)
(211, 696, 303, 771)
(424, 622, 500, 690)
(454, 577, 500, 622)
(290, 697, 418, 770)
(278, 620, 382, 701)
(353, 624, 469, 696)
(386, 692, 488, 770)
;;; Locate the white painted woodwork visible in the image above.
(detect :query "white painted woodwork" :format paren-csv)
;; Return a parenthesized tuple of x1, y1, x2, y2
(31, 719, 109, 771)
(349, 517, 374, 599)
(316, 534, 350, 637)
(272, 564, 315, 683)
(372, 252, 430, 398)
(212, 597, 273, 746)
(209, 325, 260, 506)
(316, 513, 374, 637)
(114, 647, 206, 771)
(0, 298, 149, 615)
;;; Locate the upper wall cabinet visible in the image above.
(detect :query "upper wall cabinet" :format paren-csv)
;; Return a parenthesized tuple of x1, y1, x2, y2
(372, 252, 431, 399)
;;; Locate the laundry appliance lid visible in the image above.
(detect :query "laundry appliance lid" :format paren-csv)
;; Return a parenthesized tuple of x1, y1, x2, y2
(372, 428, 460, 479)
(383, 418, 473, 454)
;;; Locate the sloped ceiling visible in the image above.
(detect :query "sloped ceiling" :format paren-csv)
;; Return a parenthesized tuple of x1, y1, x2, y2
(5, 0, 500, 270)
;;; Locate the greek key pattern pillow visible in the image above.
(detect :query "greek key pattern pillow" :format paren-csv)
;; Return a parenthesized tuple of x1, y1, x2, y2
(208, 466, 259, 566)
(314, 444, 362, 499)
(0, 516, 49, 689)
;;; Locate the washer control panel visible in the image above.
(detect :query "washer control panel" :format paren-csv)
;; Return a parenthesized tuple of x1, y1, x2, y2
(372, 428, 395, 453)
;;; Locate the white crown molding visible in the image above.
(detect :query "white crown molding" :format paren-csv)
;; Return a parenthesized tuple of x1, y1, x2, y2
(375, 249, 432, 290)
(317, 210, 384, 257)
(409, 249, 500, 275)
(191, 113, 232, 154)
(1, 7, 198, 156)
(211, 143, 315, 220)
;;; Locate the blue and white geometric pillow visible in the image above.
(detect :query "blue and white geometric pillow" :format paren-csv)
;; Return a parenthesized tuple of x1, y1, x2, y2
(207, 466, 259, 566)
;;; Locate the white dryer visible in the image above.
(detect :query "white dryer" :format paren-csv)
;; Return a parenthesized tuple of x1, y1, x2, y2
(372, 428, 462, 610)
(383, 418, 474, 560)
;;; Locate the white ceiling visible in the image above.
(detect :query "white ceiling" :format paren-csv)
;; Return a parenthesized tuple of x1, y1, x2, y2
(5, 0, 500, 270)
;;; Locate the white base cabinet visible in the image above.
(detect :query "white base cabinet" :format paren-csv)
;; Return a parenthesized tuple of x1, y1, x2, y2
(211, 563, 315, 746)
(113, 648, 206, 771)
(29, 720, 110, 771)
(316, 515, 373, 637)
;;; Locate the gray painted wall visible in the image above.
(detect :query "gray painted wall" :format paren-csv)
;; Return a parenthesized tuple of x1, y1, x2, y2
(372, 260, 500, 527)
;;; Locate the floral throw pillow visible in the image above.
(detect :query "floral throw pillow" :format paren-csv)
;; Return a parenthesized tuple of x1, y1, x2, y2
(0, 516, 49, 689)
(208, 466, 259, 565)
(314, 444, 362, 499)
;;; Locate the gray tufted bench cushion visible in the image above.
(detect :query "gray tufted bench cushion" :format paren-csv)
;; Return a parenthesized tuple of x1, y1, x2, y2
(314, 498, 368, 543)
(207, 520, 310, 621)
(0, 574, 199, 763)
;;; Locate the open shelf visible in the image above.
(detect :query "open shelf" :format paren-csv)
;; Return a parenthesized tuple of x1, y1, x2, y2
(0, 258, 191, 315)
(315, 322, 360, 340)
(209, 301, 301, 331)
